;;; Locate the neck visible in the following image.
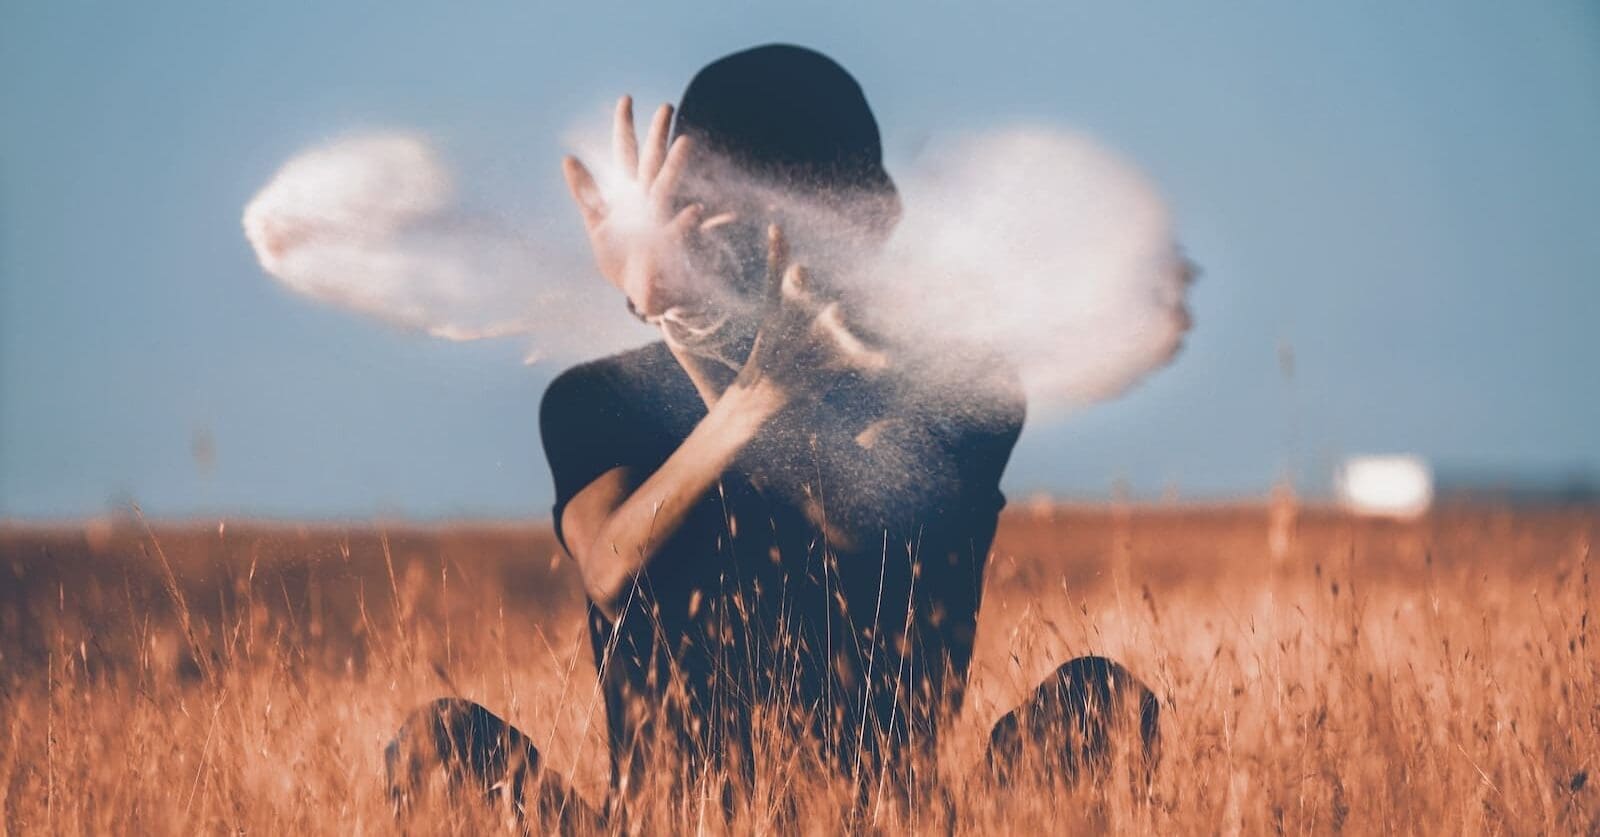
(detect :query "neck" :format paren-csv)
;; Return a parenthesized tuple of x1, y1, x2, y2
(666, 341, 739, 409)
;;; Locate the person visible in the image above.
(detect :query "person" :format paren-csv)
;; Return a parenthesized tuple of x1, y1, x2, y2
(387, 44, 1159, 829)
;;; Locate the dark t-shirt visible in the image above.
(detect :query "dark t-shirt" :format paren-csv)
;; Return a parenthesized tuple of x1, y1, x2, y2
(539, 340, 1023, 791)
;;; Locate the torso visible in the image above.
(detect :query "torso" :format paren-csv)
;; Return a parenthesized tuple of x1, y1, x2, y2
(539, 341, 1024, 792)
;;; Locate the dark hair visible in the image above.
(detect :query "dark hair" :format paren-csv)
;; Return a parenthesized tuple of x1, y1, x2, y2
(671, 44, 897, 201)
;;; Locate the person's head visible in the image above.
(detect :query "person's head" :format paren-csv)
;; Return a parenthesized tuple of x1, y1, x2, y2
(669, 45, 900, 305)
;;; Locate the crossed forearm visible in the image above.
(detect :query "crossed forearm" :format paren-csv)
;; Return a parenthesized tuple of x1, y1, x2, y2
(667, 343, 888, 541)
(576, 379, 785, 617)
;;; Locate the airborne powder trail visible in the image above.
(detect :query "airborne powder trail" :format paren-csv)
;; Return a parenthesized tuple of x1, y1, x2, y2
(241, 133, 649, 359)
(242, 124, 1192, 407)
(872, 129, 1192, 408)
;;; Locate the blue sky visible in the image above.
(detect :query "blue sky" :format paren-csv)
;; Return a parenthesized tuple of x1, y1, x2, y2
(2, 1, 1596, 520)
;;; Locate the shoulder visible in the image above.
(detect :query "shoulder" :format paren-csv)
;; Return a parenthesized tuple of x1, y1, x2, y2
(918, 371, 1027, 483)
(898, 365, 1028, 445)
(960, 361, 1028, 444)
(540, 341, 676, 418)
(985, 382, 1027, 440)
(539, 340, 709, 454)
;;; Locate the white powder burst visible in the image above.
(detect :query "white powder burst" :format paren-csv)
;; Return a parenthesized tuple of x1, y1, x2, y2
(242, 132, 645, 353)
(242, 125, 1191, 410)
(871, 129, 1192, 409)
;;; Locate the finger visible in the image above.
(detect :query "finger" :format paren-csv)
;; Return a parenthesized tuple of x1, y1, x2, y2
(671, 203, 704, 235)
(561, 156, 606, 226)
(638, 104, 674, 182)
(781, 263, 810, 301)
(650, 136, 693, 213)
(698, 211, 738, 232)
(764, 223, 787, 308)
(612, 95, 639, 179)
(817, 303, 890, 373)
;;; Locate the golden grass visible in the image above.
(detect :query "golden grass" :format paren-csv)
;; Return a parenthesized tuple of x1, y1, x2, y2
(0, 504, 1594, 833)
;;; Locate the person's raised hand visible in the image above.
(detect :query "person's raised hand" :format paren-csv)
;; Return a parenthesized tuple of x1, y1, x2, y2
(562, 96, 716, 318)
(734, 223, 889, 400)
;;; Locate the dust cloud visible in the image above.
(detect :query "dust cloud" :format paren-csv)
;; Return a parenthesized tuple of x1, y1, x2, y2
(243, 124, 1191, 404)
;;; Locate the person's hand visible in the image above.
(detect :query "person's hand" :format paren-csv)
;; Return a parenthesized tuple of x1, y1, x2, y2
(733, 224, 889, 401)
(562, 96, 720, 318)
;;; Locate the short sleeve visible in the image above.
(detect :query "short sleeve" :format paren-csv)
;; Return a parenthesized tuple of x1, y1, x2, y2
(539, 364, 640, 550)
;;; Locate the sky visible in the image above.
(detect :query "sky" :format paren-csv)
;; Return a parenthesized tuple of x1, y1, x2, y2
(2, 1, 1597, 520)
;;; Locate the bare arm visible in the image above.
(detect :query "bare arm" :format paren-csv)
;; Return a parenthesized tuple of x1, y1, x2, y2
(557, 222, 799, 617)
(557, 97, 886, 617)
(556, 96, 747, 616)
(560, 379, 783, 617)
(559, 229, 881, 617)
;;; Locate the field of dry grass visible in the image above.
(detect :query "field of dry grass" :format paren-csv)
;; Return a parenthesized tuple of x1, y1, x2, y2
(1, 504, 1595, 833)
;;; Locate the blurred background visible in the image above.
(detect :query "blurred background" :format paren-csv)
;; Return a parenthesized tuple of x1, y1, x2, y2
(2, 1, 1596, 521)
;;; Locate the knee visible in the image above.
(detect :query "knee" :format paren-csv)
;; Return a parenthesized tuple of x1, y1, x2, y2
(1051, 656, 1160, 756)
(401, 697, 485, 744)
(385, 698, 538, 812)
(391, 699, 479, 766)
(387, 699, 462, 810)
(986, 656, 1161, 786)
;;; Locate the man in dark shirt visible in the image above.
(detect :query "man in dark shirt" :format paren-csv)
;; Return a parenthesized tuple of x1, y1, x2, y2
(387, 44, 1158, 829)
(541, 332, 1024, 800)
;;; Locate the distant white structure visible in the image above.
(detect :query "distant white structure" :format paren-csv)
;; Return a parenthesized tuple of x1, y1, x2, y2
(1336, 455, 1434, 518)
